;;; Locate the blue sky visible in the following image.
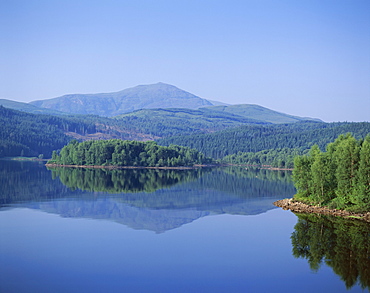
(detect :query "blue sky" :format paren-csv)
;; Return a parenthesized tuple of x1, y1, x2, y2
(0, 0, 369, 122)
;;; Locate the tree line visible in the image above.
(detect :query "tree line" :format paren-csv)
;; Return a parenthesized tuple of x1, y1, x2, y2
(158, 121, 370, 159)
(221, 148, 309, 168)
(293, 133, 370, 212)
(48, 139, 212, 167)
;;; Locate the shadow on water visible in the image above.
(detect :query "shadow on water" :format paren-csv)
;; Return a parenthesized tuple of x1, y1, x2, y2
(291, 213, 370, 291)
(0, 160, 296, 232)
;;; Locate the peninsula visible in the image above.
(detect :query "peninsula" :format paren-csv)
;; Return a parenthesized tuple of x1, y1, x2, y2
(275, 133, 370, 220)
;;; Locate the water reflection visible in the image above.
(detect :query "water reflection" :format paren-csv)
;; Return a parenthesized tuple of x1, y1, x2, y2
(0, 160, 296, 232)
(49, 167, 205, 193)
(0, 160, 70, 206)
(291, 214, 370, 291)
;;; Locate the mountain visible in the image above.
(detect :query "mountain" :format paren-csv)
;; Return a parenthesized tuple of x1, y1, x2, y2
(204, 104, 322, 124)
(30, 83, 215, 117)
(0, 99, 67, 115)
(28, 82, 321, 122)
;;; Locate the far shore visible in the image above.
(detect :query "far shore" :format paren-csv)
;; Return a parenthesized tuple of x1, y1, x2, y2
(44, 163, 214, 170)
(274, 198, 370, 222)
(223, 163, 293, 171)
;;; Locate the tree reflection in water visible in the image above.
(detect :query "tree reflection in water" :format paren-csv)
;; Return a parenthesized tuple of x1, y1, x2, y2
(49, 167, 204, 193)
(291, 214, 370, 290)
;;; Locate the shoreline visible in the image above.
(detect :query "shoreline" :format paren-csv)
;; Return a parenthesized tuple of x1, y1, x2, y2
(274, 198, 370, 222)
(223, 163, 293, 171)
(45, 163, 210, 170)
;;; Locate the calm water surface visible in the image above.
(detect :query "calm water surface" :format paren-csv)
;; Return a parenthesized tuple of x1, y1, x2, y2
(0, 160, 369, 292)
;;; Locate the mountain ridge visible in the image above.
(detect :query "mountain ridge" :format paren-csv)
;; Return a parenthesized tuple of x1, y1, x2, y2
(30, 83, 215, 116)
(0, 99, 68, 115)
(204, 104, 322, 124)
(26, 82, 322, 123)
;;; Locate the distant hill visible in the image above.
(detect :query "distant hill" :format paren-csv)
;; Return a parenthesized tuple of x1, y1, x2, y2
(30, 83, 215, 117)
(0, 99, 67, 115)
(204, 104, 322, 124)
(28, 83, 321, 123)
(113, 107, 270, 137)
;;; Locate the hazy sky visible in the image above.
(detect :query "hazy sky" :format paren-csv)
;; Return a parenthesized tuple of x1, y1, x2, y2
(1, 0, 369, 122)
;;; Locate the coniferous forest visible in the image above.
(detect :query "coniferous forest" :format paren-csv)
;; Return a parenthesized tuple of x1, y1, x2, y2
(158, 121, 370, 159)
(0, 106, 98, 158)
(1, 104, 370, 169)
(293, 134, 370, 212)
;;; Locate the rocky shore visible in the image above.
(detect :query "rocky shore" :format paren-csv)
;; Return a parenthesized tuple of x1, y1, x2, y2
(274, 198, 370, 222)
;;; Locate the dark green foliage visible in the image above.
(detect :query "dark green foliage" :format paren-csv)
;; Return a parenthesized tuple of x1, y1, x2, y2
(222, 148, 308, 168)
(0, 106, 69, 158)
(0, 106, 100, 158)
(293, 134, 370, 211)
(113, 107, 270, 138)
(49, 139, 212, 167)
(291, 214, 370, 290)
(158, 121, 370, 159)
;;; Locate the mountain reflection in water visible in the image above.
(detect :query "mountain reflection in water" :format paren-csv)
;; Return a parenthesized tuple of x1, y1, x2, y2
(0, 161, 295, 232)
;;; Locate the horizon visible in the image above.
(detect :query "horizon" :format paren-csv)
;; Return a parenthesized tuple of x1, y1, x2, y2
(1, 0, 369, 123)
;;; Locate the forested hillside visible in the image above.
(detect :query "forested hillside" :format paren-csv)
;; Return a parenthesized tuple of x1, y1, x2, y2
(114, 107, 269, 137)
(0, 106, 168, 158)
(222, 148, 308, 169)
(0, 106, 96, 157)
(158, 121, 370, 159)
(203, 104, 322, 124)
(2, 103, 369, 166)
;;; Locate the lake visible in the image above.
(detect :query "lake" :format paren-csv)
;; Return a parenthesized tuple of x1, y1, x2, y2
(0, 160, 369, 293)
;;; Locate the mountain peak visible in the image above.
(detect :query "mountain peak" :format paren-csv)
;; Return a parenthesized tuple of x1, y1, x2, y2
(30, 83, 215, 116)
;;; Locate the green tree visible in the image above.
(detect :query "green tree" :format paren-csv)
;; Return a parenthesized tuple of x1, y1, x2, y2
(292, 155, 313, 201)
(353, 135, 370, 210)
(310, 146, 335, 204)
(334, 134, 360, 208)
